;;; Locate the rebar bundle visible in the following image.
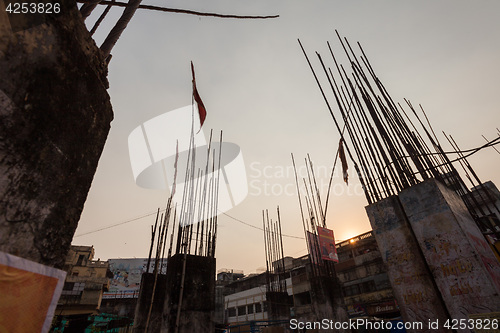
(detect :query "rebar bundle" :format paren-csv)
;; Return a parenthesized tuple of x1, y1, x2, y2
(144, 130, 224, 264)
(140, 129, 223, 332)
(298, 31, 500, 238)
(291, 154, 338, 279)
(262, 207, 287, 293)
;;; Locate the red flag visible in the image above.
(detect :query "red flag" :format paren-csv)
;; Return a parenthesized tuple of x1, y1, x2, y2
(339, 138, 348, 185)
(191, 61, 207, 130)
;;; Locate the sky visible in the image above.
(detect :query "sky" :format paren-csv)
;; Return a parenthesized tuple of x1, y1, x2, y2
(74, 0, 500, 274)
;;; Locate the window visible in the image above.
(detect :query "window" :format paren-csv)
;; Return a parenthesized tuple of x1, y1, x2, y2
(255, 303, 262, 313)
(76, 254, 85, 266)
(361, 281, 376, 293)
(247, 304, 254, 314)
(338, 250, 353, 262)
(367, 262, 383, 276)
(228, 307, 236, 317)
(61, 282, 85, 296)
(343, 268, 357, 281)
(294, 291, 311, 306)
(237, 306, 246, 316)
(63, 282, 75, 290)
(343, 284, 360, 297)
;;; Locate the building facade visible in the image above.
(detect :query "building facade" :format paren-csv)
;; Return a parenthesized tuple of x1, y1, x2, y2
(222, 231, 401, 331)
(465, 181, 500, 258)
(335, 231, 399, 318)
(57, 245, 111, 316)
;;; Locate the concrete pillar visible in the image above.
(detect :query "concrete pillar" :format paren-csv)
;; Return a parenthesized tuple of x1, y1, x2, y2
(133, 273, 168, 332)
(309, 274, 350, 332)
(162, 254, 215, 333)
(0, 0, 113, 268)
(365, 195, 450, 332)
(266, 291, 291, 321)
(399, 179, 500, 326)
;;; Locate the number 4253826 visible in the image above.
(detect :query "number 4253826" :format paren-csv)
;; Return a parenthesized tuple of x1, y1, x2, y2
(6, 2, 60, 14)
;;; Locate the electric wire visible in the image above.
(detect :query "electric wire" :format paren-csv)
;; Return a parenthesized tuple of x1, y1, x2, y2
(74, 207, 305, 240)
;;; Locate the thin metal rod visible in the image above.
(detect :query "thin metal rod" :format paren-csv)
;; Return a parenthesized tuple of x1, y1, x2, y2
(298, 39, 371, 203)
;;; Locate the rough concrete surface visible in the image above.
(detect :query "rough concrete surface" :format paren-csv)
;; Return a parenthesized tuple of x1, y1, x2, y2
(0, 1, 113, 268)
(133, 273, 167, 333)
(399, 179, 500, 328)
(366, 195, 451, 332)
(309, 274, 351, 332)
(162, 254, 216, 333)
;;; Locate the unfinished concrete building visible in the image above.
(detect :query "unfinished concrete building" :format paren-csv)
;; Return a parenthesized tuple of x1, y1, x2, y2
(301, 32, 500, 332)
(133, 133, 223, 332)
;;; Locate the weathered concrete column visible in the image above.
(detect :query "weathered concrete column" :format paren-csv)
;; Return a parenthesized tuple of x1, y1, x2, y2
(133, 273, 168, 332)
(309, 273, 350, 332)
(399, 179, 500, 326)
(0, 1, 113, 268)
(266, 291, 291, 321)
(162, 254, 215, 333)
(366, 195, 450, 332)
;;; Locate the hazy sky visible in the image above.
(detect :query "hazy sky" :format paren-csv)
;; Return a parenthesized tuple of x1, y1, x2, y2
(75, 0, 500, 274)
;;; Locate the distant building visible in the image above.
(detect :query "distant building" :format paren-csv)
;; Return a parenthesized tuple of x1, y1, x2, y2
(215, 269, 245, 328)
(223, 270, 293, 331)
(466, 182, 500, 229)
(463, 181, 500, 258)
(52, 246, 116, 331)
(217, 268, 245, 284)
(57, 245, 111, 316)
(223, 271, 268, 324)
(469, 181, 500, 214)
(221, 231, 401, 331)
(335, 231, 399, 318)
(289, 255, 314, 318)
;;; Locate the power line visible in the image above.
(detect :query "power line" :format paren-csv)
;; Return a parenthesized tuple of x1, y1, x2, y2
(219, 211, 304, 240)
(74, 210, 161, 237)
(74, 207, 305, 240)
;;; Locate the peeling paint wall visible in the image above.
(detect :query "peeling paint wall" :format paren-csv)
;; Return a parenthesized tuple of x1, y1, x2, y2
(0, 1, 113, 268)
